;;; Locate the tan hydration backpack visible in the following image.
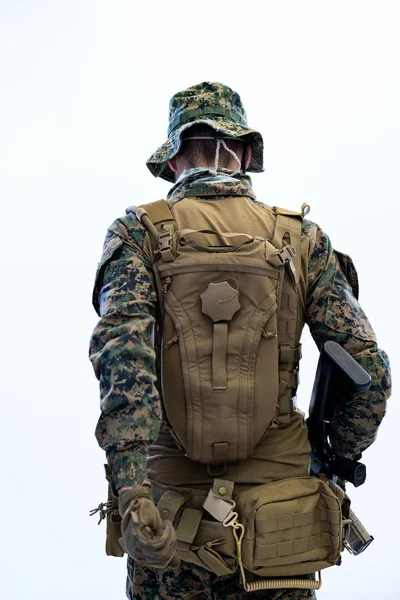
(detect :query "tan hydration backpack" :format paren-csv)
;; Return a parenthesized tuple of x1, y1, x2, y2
(133, 199, 309, 466)
(107, 199, 352, 592)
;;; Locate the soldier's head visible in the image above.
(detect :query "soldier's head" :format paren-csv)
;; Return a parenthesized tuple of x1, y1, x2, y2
(146, 82, 264, 182)
(167, 124, 253, 179)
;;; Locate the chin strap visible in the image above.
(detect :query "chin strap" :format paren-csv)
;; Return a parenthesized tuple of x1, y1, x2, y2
(214, 138, 241, 175)
(184, 135, 243, 176)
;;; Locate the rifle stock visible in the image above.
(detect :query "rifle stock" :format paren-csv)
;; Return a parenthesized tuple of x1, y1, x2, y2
(307, 341, 375, 555)
(307, 341, 371, 487)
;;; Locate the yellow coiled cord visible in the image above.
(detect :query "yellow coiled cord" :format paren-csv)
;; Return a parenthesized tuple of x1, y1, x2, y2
(242, 573, 322, 592)
(230, 520, 322, 592)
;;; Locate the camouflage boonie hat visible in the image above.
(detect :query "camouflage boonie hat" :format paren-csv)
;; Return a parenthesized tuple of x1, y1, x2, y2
(146, 81, 264, 183)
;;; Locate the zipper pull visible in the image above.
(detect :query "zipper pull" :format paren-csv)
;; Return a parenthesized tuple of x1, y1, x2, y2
(262, 330, 277, 339)
(164, 335, 178, 350)
(163, 276, 172, 294)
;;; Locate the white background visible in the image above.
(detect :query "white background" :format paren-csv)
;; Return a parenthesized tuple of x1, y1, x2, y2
(0, 1, 398, 598)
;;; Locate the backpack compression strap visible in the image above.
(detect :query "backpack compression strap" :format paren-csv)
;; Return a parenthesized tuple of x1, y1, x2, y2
(126, 200, 177, 387)
(271, 206, 303, 285)
(127, 199, 177, 261)
(271, 206, 305, 421)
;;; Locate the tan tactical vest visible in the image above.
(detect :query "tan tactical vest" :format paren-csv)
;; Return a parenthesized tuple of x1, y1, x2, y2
(131, 195, 310, 477)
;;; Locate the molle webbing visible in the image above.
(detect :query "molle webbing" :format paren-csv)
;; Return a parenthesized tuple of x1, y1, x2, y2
(272, 207, 304, 420)
(153, 475, 344, 586)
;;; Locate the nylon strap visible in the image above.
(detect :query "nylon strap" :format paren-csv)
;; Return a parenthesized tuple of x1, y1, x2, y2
(213, 442, 229, 462)
(134, 200, 177, 324)
(212, 479, 234, 499)
(175, 508, 203, 546)
(196, 543, 236, 576)
(271, 207, 303, 285)
(179, 229, 253, 241)
(257, 506, 341, 534)
(255, 532, 340, 560)
(270, 208, 304, 421)
(135, 200, 176, 258)
(158, 226, 175, 262)
(280, 344, 302, 364)
(203, 479, 236, 523)
(139, 199, 175, 227)
(212, 322, 228, 390)
(179, 229, 253, 253)
(157, 490, 188, 522)
(267, 245, 296, 269)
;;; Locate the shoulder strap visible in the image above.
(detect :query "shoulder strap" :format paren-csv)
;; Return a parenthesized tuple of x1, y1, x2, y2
(138, 199, 175, 227)
(133, 200, 177, 261)
(126, 199, 174, 224)
(272, 206, 303, 285)
(271, 207, 308, 422)
(126, 199, 177, 259)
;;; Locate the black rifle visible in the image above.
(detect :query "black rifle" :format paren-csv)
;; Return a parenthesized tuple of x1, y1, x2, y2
(307, 340, 371, 486)
(307, 341, 374, 554)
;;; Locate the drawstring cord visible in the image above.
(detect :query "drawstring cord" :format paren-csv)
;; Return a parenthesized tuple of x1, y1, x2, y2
(215, 138, 241, 175)
(90, 500, 112, 525)
(183, 136, 243, 176)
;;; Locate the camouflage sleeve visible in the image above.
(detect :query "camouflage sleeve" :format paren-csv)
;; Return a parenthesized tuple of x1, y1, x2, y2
(89, 217, 161, 490)
(303, 220, 391, 460)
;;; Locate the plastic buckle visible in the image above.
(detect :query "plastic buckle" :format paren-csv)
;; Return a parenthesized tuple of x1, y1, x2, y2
(280, 245, 296, 264)
(158, 227, 174, 262)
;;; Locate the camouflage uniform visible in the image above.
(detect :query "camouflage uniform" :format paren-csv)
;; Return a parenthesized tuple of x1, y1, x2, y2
(126, 557, 316, 600)
(89, 83, 391, 599)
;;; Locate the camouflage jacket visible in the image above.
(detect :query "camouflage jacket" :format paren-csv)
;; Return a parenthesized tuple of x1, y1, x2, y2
(89, 169, 391, 491)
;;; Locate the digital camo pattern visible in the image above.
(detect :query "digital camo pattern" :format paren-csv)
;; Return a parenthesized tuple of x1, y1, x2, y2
(89, 168, 391, 492)
(304, 222, 391, 458)
(146, 82, 264, 183)
(126, 558, 316, 600)
(167, 167, 260, 204)
(90, 214, 161, 489)
(90, 169, 390, 598)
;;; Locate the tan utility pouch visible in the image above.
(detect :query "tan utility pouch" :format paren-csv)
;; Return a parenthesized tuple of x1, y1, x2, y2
(235, 475, 350, 577)
(89, 464, 125, 557)
(104, 482, 125, 557)
(154, 475, 350, 580)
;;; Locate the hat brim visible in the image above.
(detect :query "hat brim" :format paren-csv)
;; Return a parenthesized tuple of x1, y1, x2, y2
(146, 118, 264, 183)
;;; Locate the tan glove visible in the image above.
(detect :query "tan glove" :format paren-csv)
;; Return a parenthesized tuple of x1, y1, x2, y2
(118, 482, 178, 569)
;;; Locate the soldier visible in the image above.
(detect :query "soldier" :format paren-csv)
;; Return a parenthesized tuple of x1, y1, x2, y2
(89, 82, 391, 599)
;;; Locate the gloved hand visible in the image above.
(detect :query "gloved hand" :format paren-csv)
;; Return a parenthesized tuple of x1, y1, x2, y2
(118, 481, 178, 569)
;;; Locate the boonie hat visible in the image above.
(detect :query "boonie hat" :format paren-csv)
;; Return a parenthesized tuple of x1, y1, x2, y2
(146, 81, 264, 183)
